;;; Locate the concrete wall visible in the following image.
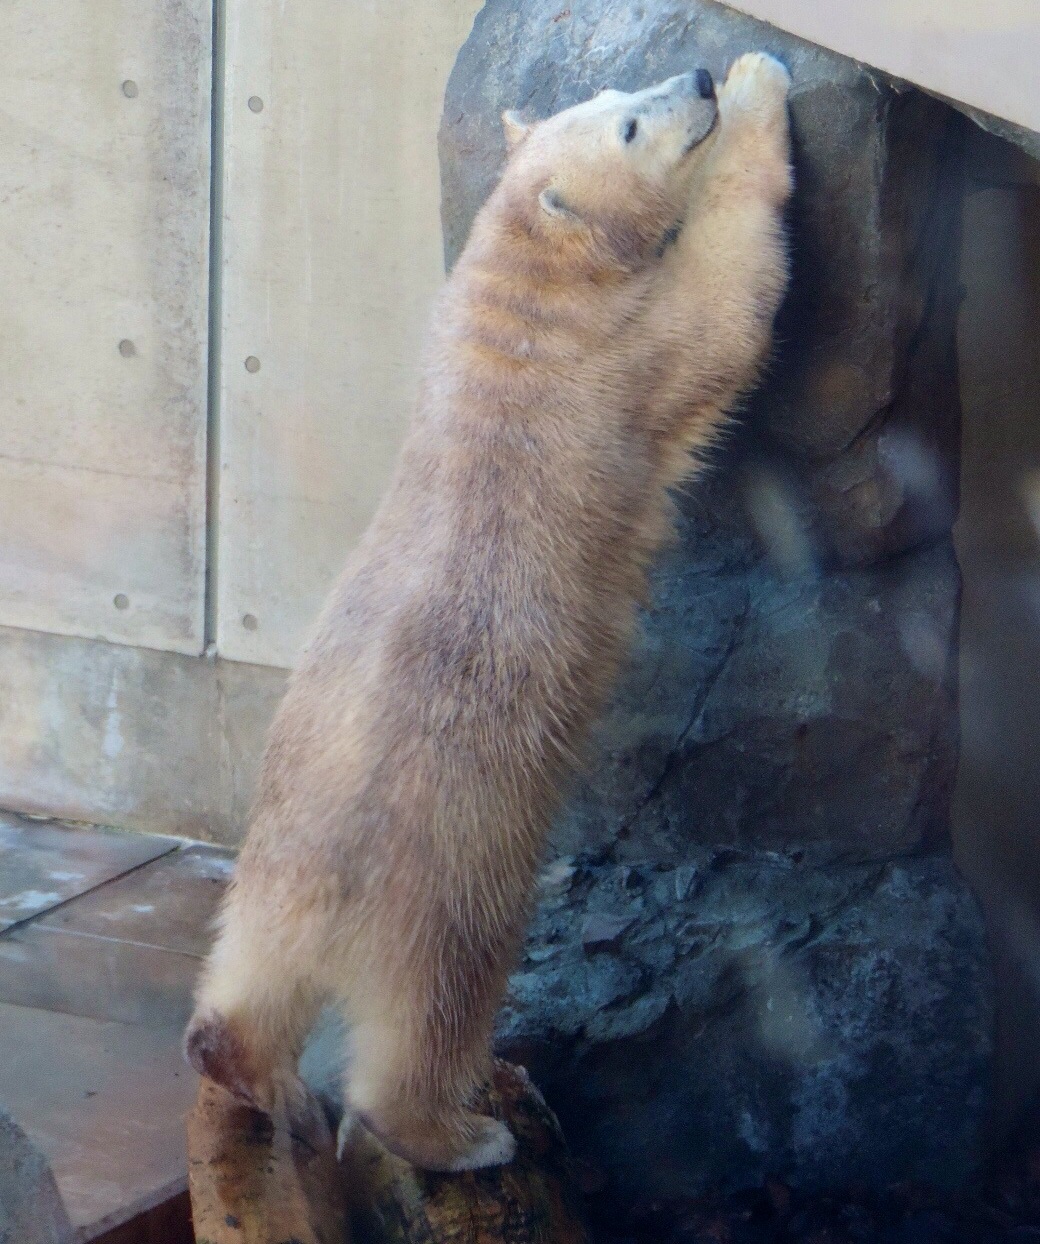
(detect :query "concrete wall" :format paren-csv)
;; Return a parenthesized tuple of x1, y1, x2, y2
(0, 0, 481, 839)
(0, 0, 483, 679)
(0, 0, 211, 655)
(724, 0, 1040, 137)
(0, 627, 284, 842)
(215, 0, 483, 668)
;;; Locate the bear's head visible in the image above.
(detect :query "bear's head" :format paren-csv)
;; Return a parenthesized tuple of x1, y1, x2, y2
(498, 71, 718, 270)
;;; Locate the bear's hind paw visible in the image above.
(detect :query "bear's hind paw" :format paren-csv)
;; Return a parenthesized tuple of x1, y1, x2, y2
(444, 1117, 517, 1172)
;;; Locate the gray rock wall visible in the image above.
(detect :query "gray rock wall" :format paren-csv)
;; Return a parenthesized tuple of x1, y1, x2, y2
(0, 1112, 72, 1244)
(501, 853, 990, 1200)
(440, 0, 992, 1204)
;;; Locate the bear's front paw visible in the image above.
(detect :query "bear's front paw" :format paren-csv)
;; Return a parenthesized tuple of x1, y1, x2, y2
(720, 51, 792, 120)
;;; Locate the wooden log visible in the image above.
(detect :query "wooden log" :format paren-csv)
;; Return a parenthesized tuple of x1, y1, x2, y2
(186, 1078, 347, 1244)
(187, 1061, 589, 1244)
(344, 1061, 590, 1244)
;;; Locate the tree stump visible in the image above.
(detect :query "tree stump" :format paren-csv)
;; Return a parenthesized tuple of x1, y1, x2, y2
(187, 1078, 347, 1244)
(344, 1061, 590, 1244)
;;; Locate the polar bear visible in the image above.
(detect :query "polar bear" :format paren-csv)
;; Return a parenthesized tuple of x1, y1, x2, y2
(186, 53, 793, 1172)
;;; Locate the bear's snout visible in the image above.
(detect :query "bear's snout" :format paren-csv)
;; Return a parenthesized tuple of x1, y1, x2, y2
(660, 70, 715, 102)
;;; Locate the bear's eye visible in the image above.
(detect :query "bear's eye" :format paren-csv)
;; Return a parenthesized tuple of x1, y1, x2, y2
(623, 118, 638, 144)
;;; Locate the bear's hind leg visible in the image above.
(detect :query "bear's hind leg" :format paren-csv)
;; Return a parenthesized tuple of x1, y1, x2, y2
(185, 906, 322, 1120)
(341, 989, 515, 1171)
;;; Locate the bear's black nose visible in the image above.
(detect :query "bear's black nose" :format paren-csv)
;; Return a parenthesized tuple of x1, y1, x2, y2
(696, 68, 715, 99)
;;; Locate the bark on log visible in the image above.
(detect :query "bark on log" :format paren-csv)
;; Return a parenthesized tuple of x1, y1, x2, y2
(187, 1078, 347, 1244)
(344, 1061, 590, 1244)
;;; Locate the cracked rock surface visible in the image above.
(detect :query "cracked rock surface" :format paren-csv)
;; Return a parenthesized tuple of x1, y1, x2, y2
(441, 0, 993, 1206)
(501, 853, 991, 1200)
(556, 540, 959, 865)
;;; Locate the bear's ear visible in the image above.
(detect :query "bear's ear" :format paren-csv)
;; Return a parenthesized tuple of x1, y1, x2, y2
(538, 185, 583, 228)
(502, 109, 533, 152)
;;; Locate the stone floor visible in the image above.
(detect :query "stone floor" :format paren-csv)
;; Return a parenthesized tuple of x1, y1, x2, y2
(0, 811, 233, 1241)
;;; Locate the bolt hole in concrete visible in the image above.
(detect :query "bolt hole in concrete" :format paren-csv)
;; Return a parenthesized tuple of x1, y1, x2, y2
(248, 95, 264, 113)
(117, 339, 135, 358)
(113, 595, 130, 611)
(241, 614, 259, 632)
(244, 355, 260, 373)
(121, 79, 138, 98)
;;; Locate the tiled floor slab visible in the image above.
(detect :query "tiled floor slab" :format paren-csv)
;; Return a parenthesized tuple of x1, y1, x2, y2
(0, 840, 233, 1029)
(0, 1001, 198, 1239)
(36, 842, 233, 955)
(0, 827, 237, 1238)
(0, 924, 200, 1029)
(0, 815, 178, 932)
